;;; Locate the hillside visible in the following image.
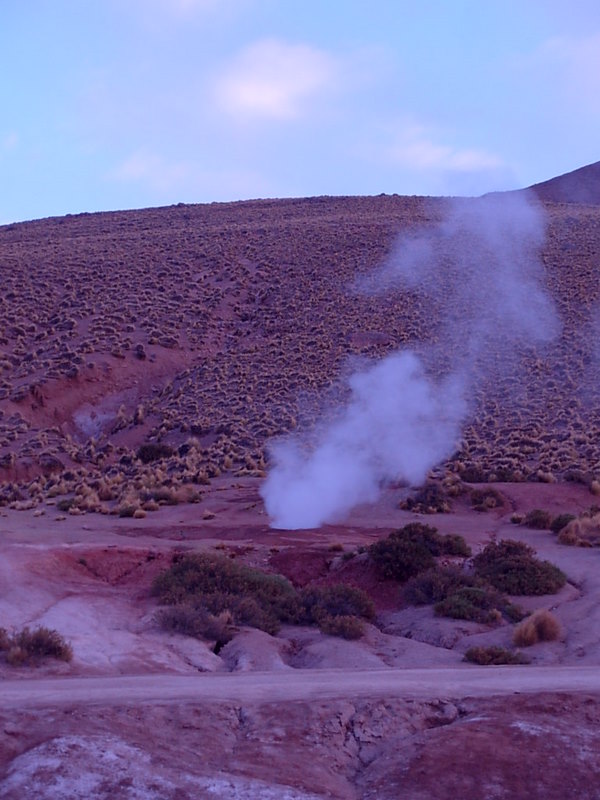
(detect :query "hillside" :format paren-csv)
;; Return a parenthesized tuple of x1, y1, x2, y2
(527, 160, 600, 205)
(0, 188, 599, 514)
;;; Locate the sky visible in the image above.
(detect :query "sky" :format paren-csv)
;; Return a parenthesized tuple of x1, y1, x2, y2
(1, 0, 600, 223)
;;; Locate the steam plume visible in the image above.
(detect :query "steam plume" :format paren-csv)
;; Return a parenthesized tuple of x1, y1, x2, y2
(261, 192, 559, 529)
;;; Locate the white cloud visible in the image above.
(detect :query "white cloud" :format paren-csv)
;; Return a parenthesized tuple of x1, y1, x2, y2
(214, 39, 339, 121)
(386, 122, 504, 173)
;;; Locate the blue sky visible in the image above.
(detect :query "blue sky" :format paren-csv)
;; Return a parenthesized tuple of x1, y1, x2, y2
(1, 0, 600, 223)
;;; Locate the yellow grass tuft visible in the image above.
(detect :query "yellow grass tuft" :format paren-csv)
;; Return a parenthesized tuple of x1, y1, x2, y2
(513, 609, 561, 647)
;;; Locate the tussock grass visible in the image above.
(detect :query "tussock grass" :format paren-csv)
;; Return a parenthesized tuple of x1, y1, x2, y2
(513, 610, 561, 647)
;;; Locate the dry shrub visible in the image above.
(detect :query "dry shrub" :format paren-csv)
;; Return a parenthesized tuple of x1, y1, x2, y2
(513, 609, 561, 647)
(3, 626, 73, 664)
(464, 646, 529, 666)
(318, 614, 364, 640)
(470, 487, 503, 512)
(401, 482, 451, 513)
(559, 514, 600, 547)
(523, 509, 553, 530)
(550, 513, 576, 535)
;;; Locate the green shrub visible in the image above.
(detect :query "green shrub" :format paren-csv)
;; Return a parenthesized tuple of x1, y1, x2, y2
(152, 554, 300, 634)
(523, 509, 553, 530)
(157, 605, 233, 643)
(299, 584, 375, 624)
(550, 513, 576, 535)
(318, 614, 364, 640)
(434, 586, 505, 624)
(369, 524, 470, 582)
(472, 540, 566, 595)
(403, 566, 475, 605)
(370, 535, 435, 582)
(152, 555, 373, 639)
(0, 628, 9, 651)
(464, 646, 530, 665)
(441, 534, 471, 557)
(137, 442, 174, 464)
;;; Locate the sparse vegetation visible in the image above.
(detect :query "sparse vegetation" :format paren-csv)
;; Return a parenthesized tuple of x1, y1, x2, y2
(1, 198, 600, 509)
(472, 539, 566, 595)
(464, 646, 530, 665)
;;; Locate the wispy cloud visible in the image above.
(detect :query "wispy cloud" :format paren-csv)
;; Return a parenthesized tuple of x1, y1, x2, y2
(108, 150, 189, 192)
(214, 38, 340, 121)
(107, 148, 271, 201)
(386, 121, 504, 172)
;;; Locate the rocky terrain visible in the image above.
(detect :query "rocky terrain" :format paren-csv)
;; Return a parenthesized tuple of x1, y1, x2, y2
(1, 161, 600, 798)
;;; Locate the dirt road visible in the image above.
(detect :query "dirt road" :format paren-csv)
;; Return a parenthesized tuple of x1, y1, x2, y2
(2, 665, 599, 710)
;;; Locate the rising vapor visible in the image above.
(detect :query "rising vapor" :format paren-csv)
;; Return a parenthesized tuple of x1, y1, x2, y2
(260, 192, 560, 529)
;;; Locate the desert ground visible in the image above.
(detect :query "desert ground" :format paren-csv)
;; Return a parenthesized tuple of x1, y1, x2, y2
(1, 163, 600, 798)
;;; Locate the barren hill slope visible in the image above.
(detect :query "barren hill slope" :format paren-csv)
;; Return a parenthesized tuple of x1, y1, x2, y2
(526, 160, 600, 205)
(0, 191, 599, 513)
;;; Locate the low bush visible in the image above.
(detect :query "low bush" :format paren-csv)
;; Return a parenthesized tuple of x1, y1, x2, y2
(369, 533, 435, 582)
(403, 566, 475, 605)
(318, 614, 364, 640)
(464, 646, 530, 665)
(157, 606, 233, 643)
(137, 442, 174, 464)
(472, 539, 566, 595)
(400, 483, 451, 514)
(550, 513, 576, 535)
(2, 626, 72, 665)
(152, 554, 374, 639)
(557, 514, 600, 547)
(299, 584, 375, 624)
(513, 609, 561, 647)
(435, 586, 505, 624)
(523, 509, 553, 530)
(470, 488, 504, 512)
(369, 524, 470, 582)
(152, 553, 300, 635)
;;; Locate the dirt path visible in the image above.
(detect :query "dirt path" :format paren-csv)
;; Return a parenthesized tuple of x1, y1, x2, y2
(2, 665, 600, 710)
